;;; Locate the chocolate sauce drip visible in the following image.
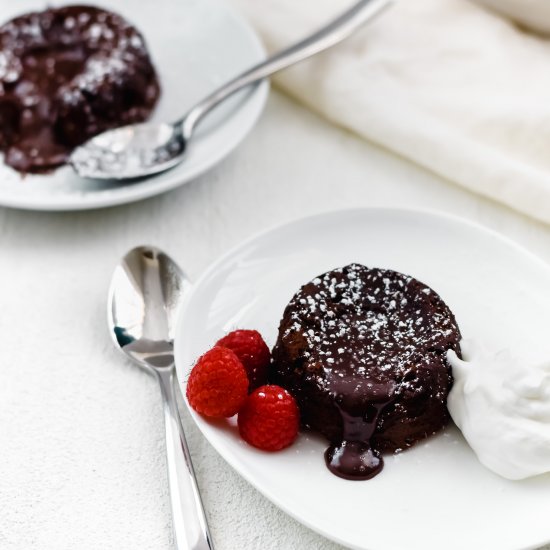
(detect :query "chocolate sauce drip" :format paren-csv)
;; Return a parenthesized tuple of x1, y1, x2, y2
(325, 403, 387, 480)
(0, 5, 160, 174)
(324, 370, 395, 479)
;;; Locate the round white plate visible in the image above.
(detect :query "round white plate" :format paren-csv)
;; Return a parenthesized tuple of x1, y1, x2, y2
(175, 208, 550, 550)
(0, 0, 268, 211)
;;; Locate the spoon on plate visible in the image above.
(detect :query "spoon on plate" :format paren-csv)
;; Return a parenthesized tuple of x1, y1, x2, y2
(108, 246, 213, 550)
(71, 0, 392, 180)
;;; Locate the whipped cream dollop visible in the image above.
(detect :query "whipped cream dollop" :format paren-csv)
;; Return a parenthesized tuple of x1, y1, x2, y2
(447, 341, 550, 480)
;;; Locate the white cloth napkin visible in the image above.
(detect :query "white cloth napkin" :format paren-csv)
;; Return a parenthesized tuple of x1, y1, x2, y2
(230, 0, 550, 224)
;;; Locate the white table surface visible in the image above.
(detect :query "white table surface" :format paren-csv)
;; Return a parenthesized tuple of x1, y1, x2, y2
(1, 91, 549, 550)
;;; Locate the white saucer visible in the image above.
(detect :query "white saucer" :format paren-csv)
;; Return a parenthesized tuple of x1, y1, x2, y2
(175, 208, 550, 550)
(0, 0, 268, 211)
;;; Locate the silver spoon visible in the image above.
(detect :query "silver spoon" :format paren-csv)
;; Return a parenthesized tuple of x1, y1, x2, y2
(108, 246, 213, 550)
(71, 0, 392, 180)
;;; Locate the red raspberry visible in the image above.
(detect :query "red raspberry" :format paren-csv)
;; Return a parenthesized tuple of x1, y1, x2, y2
(238, 385, 299, 451)
(216, 330, 271, 391)
(186, 347, 249, 418)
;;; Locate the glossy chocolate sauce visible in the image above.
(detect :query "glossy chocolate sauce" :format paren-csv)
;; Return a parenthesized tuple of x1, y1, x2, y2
(0, 6, 160, 174)
(321, 346, 395, 480)
(325, 403, 388, 480)
(271, 264, 461, 481)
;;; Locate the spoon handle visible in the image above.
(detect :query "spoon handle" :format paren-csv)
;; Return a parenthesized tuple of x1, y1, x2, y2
(180, 0, 392, 139)
(157, 367, 214, 550)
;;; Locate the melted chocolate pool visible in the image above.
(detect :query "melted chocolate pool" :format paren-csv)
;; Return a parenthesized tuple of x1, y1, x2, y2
(0, 5, 160, 173)
(271, 264, 461, 480)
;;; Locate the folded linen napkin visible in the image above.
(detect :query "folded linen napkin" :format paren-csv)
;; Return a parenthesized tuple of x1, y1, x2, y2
(230, 0, 550, 224)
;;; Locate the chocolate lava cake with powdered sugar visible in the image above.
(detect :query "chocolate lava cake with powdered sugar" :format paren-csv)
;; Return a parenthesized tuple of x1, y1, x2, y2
(0, 5, 160, 173)
(270, 264, 461, 480)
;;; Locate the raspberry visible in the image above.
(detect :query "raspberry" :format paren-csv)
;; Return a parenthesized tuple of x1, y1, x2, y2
(238, 385, 299, 451)
(216, 329, 271, 391)
(186, 347, 249, 418)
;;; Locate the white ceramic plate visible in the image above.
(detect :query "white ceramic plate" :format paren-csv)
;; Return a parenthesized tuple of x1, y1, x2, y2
(175, 208, 550, 550)
(0, 0, 268, 211)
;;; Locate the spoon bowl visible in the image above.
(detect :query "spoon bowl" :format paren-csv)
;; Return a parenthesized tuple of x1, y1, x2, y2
(72, 123, 185, 180)
(109, 245, 189, 365)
